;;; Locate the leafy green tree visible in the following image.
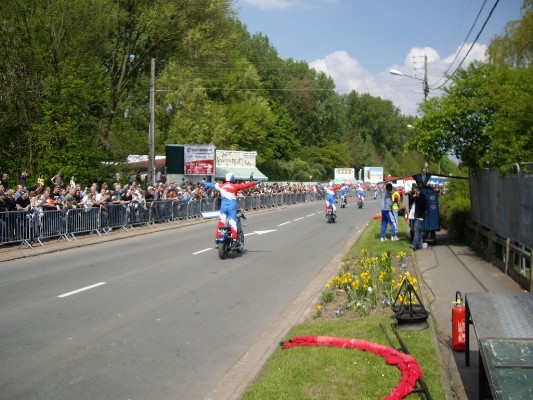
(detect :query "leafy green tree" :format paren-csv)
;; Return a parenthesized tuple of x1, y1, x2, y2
(298, 144, 351, 179)
(411, 62, 533, 170)
(0, 0, 113, 183)
(410, 4, 533, 171)
(0, 0, 448, 186)
(264, 101, 301, 161)
(487, 1, 533, 67)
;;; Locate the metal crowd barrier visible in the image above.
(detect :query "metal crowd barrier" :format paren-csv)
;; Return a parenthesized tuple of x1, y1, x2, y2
(0, 210, 34, 248)
(1, 191, 325, 249)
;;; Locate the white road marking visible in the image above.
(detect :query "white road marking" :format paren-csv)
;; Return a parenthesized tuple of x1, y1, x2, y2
(277, 221, 291, 226)
(306, 213, 316, 217)
(293, 217, 304, 222)
(193, 248, 213, 254)
(254, 230, 277, 234)
(58, 282, 106, 298)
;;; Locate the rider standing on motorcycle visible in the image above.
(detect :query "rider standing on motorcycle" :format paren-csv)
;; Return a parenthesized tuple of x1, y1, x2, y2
(340, 185, 349, 206)
(320, 181, 345, 215)
(202, 173, 256, 245)
(357, 185, 365, 204)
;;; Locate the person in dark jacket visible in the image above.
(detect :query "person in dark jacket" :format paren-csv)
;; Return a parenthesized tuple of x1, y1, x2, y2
(410, 185, 427, 250)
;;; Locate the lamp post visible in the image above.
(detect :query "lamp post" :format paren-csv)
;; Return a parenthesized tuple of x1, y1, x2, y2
(389, 55, 429, 99)
(391, 56, 430, 173)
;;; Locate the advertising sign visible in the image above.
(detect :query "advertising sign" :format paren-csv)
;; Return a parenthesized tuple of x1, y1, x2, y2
(364, 167, 384, 183)
(334, 168, 355, 184)
(216, 150, 257, 168)
(184, 144, 215, 175)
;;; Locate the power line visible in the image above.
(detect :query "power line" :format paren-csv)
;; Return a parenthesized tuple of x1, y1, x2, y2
(431, 0, 500, 90)
(431, 0, 490, 87)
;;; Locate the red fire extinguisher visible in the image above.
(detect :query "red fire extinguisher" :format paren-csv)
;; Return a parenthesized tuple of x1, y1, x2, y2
(452, 291, 466, 352)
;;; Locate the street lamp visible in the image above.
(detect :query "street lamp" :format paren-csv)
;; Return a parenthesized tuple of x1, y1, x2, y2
(389, 55, 429, 99)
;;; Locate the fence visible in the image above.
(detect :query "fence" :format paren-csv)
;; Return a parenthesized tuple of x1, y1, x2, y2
(1, 191, 331, 250)
(468, 162, 533, 291)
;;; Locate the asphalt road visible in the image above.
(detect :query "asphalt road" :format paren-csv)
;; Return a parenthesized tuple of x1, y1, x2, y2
(0, 200, 380, 400)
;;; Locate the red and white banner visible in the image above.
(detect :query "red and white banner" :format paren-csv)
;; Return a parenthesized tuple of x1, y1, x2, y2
(184, 145, 215, 175)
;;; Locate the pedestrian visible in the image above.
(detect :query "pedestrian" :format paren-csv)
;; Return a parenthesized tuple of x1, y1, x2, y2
(20, 171, 28, 188)
(392, 186, 401, 232)
(410, 185, 427, 250)
(380, 183, 398, 241)
(407, 186, 416, 243)
(50, 171, 63, 188)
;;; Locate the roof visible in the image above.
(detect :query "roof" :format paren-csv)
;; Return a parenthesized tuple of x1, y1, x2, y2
(215, 167, 268, 181)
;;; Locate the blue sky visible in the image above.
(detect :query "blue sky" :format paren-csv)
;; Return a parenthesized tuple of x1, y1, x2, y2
(232, 0, 524, 115)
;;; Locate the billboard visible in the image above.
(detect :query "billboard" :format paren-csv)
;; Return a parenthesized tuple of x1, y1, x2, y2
(364, 167, 384, 183)
(216, 150, 257, 168)
(334, 168, 355, 184)
(184, 144, 215, 175)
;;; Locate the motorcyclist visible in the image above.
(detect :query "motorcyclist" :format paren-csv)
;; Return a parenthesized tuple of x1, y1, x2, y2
(201, 173, 256, 246)
(357, 185, 365, 204)
(320, 181, 345, 215)
(340, 185, 349, 206)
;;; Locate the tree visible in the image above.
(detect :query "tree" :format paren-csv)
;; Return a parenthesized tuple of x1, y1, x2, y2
(298, 144, 351, 179)
(487, 1, 533, 67)
(102, 0, 236, 150)
(0, 0, 113, 181)
(411, 62, 532, 170)
(409, 3, 533, 171)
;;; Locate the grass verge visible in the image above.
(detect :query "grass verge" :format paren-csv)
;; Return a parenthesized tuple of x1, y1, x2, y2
(241, 218, 448, 400)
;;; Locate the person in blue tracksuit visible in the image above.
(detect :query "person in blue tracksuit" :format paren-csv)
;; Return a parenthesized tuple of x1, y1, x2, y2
(357, 185, 365, 204)
(380, 183, 398, 241)
(340, 185, 349, 206)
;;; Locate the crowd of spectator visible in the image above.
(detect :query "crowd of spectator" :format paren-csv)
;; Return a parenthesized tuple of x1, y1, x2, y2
(0, 170, 327, 216)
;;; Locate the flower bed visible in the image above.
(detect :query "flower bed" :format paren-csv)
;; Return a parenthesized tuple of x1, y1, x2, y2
(312, 248, 420, 320)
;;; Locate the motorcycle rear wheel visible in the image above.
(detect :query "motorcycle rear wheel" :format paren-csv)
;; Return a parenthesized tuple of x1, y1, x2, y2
(218, 241, 229, 259)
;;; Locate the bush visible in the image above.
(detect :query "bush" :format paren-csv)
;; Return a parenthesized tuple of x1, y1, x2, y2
(439, 175, 471, 241)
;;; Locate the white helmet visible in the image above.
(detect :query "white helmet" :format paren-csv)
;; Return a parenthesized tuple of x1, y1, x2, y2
(225, 172, 235, 182)
(329, 181, 333, 186)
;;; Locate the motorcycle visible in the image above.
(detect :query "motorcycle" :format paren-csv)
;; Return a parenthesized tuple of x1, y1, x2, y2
(340, 194, 347, 208)
(216, 210, 247, 259)
(357, 197, 364, 209)
(326, 204, 336, 223)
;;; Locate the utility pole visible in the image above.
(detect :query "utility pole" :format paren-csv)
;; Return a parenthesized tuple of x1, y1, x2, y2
(423, 54, 429, 100)
(390, 55, 430, 173)
(148, 58, 156, 187)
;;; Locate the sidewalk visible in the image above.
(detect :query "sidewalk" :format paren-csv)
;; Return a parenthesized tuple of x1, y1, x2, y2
(413, 232, 524, 400)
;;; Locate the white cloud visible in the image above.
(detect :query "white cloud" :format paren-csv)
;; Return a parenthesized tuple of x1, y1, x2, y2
(309, 43, 488, 116)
